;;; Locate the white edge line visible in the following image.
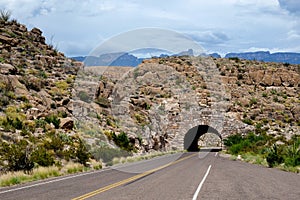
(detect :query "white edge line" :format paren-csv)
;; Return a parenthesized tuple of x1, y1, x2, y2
(192, 165, 212, 200)
(215, 152, 218, 157)
(0, 169, 110, 195)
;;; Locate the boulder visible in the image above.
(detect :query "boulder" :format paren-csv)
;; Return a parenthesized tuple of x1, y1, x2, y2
(59, 117, 74, 130)
(0, 63, 16, 74)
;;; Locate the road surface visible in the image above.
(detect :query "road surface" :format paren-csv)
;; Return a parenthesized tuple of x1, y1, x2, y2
(0, 152, 299, 199)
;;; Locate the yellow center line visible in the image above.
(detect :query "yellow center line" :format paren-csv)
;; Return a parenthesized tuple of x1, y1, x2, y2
(72, 153, 196, 200)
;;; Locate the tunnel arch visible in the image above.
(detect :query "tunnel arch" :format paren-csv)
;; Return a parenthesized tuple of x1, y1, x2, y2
(184, 125, 222, 151)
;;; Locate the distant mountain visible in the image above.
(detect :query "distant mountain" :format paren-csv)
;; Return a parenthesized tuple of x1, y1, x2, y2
(73, 53, 143, 67)
(225, 51, 300, 64)
(71, 49, 195, 67)
(71, 51, 300, 66)
(110, 53, 144, 67)
(209, 53, 221, 58)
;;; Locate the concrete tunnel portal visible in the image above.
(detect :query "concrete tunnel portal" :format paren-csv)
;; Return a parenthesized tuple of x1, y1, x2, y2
(184, 125, 222, 151)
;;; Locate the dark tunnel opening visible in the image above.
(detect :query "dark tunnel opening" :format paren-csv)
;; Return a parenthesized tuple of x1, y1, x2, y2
(184, 125, 222, 152)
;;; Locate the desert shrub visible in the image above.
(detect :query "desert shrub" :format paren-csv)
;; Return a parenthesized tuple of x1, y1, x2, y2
(43, 132, 65, 157)
(91, 145, 132, 164)
(273, 96, 279, 102)
(0, 106, 26, 131)
(224, 132, 269, 155)
(45, 114, 60, 128)
(38, 71, 48, 79)
(55, 80, 69, 90)
(225, 132, 300, 171)
(0, 140, 34, 173)
(270, 89, 277, 95)
(75, 139, 91, 165)
(35, 119, 47, 129)
(112, 132, 134, 151)
(95, 96, 110, 108)
(242, 118, 253, 125)
(223, 134, 243, 147)
(266, 144, 284, 167)
(103, 130, 114, 140)
(283, 135, 300, 167)
(134, 113, 148, 125)
(0, 116, 23, 131)
(0, 95, 9, 107)
(229, 57, 240, 62)
(249, 97, 258, 106)
(262, 92, 268, 98)
(31, 147, 55, 167)
(78, 91, 91, 102)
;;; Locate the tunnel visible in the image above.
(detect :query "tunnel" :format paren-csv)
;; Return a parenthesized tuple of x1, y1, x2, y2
(184, 125, 222, 151)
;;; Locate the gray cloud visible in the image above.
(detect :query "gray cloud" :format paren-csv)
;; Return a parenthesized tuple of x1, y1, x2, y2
(278, 0, 300, 14)
(185, 31, 230, 45)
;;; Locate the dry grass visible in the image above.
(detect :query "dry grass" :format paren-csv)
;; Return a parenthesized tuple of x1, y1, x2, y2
(0, 161, 101, 187)
(0, 166, 60, 187)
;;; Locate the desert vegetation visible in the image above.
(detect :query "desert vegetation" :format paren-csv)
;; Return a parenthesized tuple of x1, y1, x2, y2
(224, 130, 300, 172)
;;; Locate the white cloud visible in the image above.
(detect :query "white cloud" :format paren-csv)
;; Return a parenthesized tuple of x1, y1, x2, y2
(0, 0, 299, 56)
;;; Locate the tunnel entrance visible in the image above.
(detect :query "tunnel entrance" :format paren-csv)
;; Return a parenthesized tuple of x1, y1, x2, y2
(184, 125, 222, 152)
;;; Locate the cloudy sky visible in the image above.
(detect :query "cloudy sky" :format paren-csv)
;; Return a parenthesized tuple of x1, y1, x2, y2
(1, 0, 300, 57)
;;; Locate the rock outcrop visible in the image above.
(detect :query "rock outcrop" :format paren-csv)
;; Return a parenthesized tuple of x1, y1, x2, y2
(75, 56, 299, 151)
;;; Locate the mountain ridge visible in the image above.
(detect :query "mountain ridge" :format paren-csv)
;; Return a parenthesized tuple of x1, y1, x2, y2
(71, 51, 300, 67)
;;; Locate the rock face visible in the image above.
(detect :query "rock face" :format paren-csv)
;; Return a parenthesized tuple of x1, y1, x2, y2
(75, 56, 299, 151)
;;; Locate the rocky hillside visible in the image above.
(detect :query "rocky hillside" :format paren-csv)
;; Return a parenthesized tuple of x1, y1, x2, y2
(1, 18, 299, 170)
(0, 18, 90, 172)
(75, 56, 300, 153)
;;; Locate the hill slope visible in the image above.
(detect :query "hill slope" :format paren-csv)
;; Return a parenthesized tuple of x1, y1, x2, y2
(0, 18, 91, 172)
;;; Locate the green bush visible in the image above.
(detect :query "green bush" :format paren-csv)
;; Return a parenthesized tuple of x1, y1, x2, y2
(283, 136, 300, 167)
(112, 132, 134, 151)
(224, 132, 300, 171)
(223, 134, 243, 147)
(78, 91, 91, 103)
(266, 144, 283, 167)
(249, 98, 258, 106)
(0, 140, 34, 173)
(0, 116, 23, 131)
(45, 115, 60, 129)
(31, 147, 55, 167)
(224, 132, 269, 155)
(75, 139, 91, 165)
(242, 118, 253, 125)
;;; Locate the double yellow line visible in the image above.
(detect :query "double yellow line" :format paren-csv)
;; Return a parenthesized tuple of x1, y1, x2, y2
(72, 153, 196, 200)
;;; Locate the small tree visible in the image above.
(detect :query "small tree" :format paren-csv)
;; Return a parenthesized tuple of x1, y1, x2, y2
(0, 9, 11, 22)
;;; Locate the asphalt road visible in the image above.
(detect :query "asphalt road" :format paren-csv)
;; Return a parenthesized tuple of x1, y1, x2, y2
(0, 152, 299, 200)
